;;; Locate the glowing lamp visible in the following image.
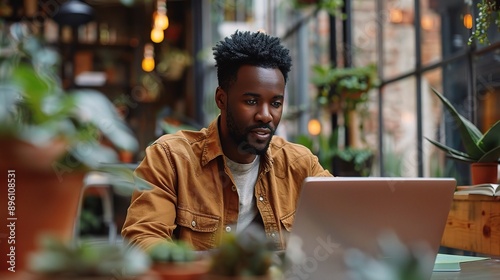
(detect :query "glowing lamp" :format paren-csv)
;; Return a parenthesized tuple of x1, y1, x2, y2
(154, 11, 169, 30)
(308, 119, 321, 136)
(142, 57, 155, 72)
(463, 13, 473, 29)
(150, 27, 164, 43)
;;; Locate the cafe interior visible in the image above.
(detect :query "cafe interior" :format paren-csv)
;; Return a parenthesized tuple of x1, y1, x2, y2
(0, 0, 499, 279)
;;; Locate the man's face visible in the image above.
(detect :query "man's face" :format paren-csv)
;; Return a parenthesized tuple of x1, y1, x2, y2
(218, 65, 286, 157)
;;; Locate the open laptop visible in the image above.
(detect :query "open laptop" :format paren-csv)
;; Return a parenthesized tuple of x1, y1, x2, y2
(283, 177, 456, 280)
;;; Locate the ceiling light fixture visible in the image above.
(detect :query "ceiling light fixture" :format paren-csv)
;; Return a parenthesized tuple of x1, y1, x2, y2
(53, 0, 95, 26)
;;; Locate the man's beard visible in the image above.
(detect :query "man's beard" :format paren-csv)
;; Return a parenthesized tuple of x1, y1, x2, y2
(226, 106, 275, 156)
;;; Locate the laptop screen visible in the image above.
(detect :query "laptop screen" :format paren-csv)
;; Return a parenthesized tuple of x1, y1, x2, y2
(283, 177, 456, 280)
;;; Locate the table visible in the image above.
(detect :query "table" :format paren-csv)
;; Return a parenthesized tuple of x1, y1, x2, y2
(441, 194, 500, 256)
(431, 258, 500, 279)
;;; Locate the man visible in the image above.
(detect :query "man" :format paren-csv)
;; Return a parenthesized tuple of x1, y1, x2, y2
(122, 30, 332, 252)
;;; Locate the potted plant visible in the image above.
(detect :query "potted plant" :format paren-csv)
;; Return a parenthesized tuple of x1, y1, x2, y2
(26, 235, 151, 279)
(425, 88, 500, 185)
(296, 130, 373, 176)
(147, 240, 210, 280)
(310, 63, 378, 176)
(207, 226, 280, 279)
(0, 22, 149, 272)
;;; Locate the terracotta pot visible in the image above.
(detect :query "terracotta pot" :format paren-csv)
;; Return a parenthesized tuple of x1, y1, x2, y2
(0, 271, 156, 280)
(204, 274, 272, 280)
(150, 260, 210, 280)
(0, 139, 84, 273)
(470, 162, 499, 185)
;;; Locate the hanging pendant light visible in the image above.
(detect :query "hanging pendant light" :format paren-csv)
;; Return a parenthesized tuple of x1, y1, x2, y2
(53, 0, 95, 27)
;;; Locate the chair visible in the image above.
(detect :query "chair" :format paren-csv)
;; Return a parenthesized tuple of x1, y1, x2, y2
(74, 171, 117, 243)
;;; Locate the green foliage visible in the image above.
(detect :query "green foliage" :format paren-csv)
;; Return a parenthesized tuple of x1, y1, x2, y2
(345, 232, 432, 280)
(148, 241, 197, 263)
(292, 0, 345, 17)
(425, 88, 500, 163)
(0, 21, 150, 192)
(28, 235, 150, 277)
(296, 131, 373, 175)
(312, 63, 378, 112)
(468, 0, 500, 45)
(209, 227, 275, 276)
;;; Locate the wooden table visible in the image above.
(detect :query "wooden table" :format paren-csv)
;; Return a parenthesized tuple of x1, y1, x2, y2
(441, 194, 500, 256)
(431, 258, 500, 279)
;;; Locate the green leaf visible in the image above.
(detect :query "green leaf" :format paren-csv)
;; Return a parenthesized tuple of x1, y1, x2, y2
(95, 163, 152, 195)
(479, 120, 500, 152)
(431, 88, 484, 159)
(72, 90, 138, 152)
(425, 137, 476, 162)
(478, 146, 500, 163)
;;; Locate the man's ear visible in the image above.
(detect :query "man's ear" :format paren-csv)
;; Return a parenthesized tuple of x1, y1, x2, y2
(215, 87, 226, 110)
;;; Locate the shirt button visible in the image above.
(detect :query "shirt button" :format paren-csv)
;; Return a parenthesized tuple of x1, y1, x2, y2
(191, 220, 196, 227)
(259, 196, 264, 202)
(231, 185, 237, 192)
(225, 226, 232, 232)
(271, 233, 276, 238)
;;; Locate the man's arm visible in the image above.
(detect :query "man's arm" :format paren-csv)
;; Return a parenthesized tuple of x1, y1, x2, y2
(121, 143, 178, 252)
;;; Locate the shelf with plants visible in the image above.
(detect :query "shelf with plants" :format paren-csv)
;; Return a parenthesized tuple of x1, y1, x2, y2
(309, 63, 378, 176)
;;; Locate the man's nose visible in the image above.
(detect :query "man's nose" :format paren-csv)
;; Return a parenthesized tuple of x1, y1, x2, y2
(255, 104, 272, 123)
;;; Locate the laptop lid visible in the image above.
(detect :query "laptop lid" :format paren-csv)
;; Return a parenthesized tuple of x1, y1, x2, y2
(283, 177, 456, 280)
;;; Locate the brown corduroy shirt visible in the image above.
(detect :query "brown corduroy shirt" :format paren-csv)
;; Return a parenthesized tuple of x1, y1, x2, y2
(121, 117, 332, 252)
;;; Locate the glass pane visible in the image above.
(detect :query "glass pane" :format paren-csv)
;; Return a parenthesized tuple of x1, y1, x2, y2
(422, 68, 445, 178)
(352, 0, 378, 67)
(439, 1, 470, 58)
(383, 0, 416, 78)
(381, 77, 417, 177)
(475, 51, 500, 133)
(438, 58, 471, 185)
(421, 0, 442, 65)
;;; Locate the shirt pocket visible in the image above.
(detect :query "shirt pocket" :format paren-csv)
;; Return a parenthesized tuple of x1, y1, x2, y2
(176, 207, 220, 250)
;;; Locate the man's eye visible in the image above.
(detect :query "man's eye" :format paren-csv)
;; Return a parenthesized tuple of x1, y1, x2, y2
(246, 100, 257, 105)
(272, 101, 282, 108)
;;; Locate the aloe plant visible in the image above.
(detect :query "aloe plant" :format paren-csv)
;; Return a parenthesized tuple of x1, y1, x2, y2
(425, 88, 500, 163)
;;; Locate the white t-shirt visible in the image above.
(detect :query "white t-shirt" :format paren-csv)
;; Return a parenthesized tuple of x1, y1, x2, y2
(225, 156, 260, 233)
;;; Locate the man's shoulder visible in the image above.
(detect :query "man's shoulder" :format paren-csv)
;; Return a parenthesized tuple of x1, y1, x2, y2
(270, 135, 314, 156)
(151, 128, 209, 149)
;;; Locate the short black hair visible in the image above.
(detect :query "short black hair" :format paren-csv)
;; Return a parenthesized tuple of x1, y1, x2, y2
(212, 31, 292, 91)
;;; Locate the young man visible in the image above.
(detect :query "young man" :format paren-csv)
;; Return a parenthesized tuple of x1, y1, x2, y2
(122, 31, 332, 252)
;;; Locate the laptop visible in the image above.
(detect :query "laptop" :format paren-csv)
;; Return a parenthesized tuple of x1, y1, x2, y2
(283, 177, 456, 280)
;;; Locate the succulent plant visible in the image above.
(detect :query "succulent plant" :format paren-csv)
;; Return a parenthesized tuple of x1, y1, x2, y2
(28, 235, 151, 278)
(425, 88, 500, 163)
(209, 226, 276, 277)
(148, 240, 197, 263)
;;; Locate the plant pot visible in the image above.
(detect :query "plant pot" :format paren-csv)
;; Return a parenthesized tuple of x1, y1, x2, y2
(470, 162, 499, 185)
(0, 139, 85, 273)
(150, 260, 210, 280)
(204, 274, 273, 280)
(1, 271, 156, 280)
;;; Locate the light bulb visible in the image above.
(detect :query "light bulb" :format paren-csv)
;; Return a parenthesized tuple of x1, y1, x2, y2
(389, 8, 403, 24)
(154, 11, 169, 30)
(142, 57, 155, 72)
(150, 27, 164, 43)
(308, 119, 321, 136)
(463, 13, 473, 29)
